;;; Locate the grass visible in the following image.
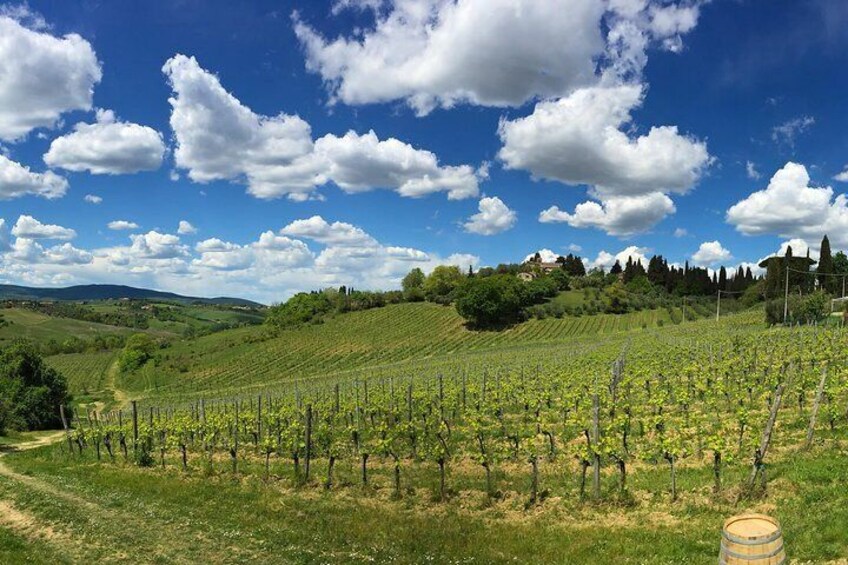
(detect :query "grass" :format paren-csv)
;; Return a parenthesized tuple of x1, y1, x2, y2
(1, 431, 847, 564)
(0, 308, 144, 346)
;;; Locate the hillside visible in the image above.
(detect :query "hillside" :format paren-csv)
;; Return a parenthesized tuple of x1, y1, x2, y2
(123, 301, 716, 400)
(0, 283, 261, 307)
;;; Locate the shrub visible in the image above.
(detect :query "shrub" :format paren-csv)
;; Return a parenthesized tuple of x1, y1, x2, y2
(455, 275, 526, 327)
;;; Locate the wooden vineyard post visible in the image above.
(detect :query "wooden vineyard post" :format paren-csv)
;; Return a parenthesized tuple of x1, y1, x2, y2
(745, 370, 789, 495)
(592, 388, 601, 500)
(131, 400, 139, 458)
(232, 402, 239, 475)
(304, 404, 313, 483)
(334, 384, 340, 415)
(59, 404, 73, 454)
(804, 365, 828, 450)
(257, 395, 262, 447)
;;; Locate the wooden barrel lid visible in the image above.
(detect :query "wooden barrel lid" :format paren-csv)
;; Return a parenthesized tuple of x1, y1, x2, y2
(724, 514, 781, 542)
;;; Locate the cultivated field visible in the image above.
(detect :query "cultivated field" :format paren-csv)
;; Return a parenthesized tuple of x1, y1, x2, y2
(2, 306, 847, 563)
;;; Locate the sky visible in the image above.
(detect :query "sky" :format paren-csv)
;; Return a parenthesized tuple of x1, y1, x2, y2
(2, 0, 848, 303)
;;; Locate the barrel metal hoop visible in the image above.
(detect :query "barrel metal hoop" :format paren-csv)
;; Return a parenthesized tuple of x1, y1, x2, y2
(719, 558, 784, 565)
(722, 528, 783, 546)
(720, 540, 784, 560)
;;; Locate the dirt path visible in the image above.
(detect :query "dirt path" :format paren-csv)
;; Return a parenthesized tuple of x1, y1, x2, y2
(106, 357, 131, 411)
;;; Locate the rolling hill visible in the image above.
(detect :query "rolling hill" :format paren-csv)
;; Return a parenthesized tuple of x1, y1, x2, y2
(0, 283, 262, 307)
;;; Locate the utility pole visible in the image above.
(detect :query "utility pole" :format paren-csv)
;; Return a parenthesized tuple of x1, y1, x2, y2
(783, 265, 790, 325)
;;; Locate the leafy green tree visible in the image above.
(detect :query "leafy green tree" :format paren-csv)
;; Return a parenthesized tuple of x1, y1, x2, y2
(266, 292, 333, 329)
(0, 340, 71, 432)
(423, 265, 464, 303)
(402, 268, 426, 302)
(118, 333, 157, 373)
(548, 268, 571, 291)
(454, 275, 526, 327)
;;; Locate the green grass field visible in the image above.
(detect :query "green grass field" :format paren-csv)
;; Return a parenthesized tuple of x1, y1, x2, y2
(0, 308, 144, 346)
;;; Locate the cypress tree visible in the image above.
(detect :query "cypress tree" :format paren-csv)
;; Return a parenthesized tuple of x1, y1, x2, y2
(818, 235, 834, 293)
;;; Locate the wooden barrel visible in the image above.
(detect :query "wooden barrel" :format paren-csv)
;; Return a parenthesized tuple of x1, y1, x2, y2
(719, 514, 785, 565)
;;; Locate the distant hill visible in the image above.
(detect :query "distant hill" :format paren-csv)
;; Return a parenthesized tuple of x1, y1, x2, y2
(0, 284, 263, 307)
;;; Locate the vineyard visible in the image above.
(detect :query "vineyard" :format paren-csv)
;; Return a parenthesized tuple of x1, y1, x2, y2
(132, 301, 717, 401)
(45, 351, 116, 398)
(25, 309, 842, 562)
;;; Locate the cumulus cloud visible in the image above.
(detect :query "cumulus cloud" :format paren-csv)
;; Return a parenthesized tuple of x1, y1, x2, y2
(44, 109, 166, 174)
(295, 0, 605, 115)
(500, 84, 709, 235)
(281, 216, 377, 247)
(128, 231, 189, 259)
(84, 194, 102, 204)
(295, 0, 704, 114)
(499, 85, 710, 198)
(177, 220, 197, 235)
(524, 249, 559, 263)
(727, 162, 848, 247)
(691, 240, 732, 266)
(0, 8, 101, 141)
(463, 196, 517, 235)
(108, 220, 139, 231)
(539, 193, 675, 236)
(11, 215, 76, 240)
(163, 54, 481, 201)
(585, 245, 650, 270)
(674, 227, 688, 237)
(0, 155, 68, 200)
(0, 214, 479, 303)
(834, 167, 848, 182)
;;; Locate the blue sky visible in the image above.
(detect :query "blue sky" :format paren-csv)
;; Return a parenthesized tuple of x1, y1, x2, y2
(1, 0, 848, 303)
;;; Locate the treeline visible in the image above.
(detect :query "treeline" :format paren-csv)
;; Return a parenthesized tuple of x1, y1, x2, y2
(266, 253, 760, 331)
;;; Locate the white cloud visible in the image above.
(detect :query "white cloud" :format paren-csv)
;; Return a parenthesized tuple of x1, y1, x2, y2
(776, 238, 819, 261)
(674, 227, 688, 237)
(177, 220, 197, 235)
(11, 215, 76, 240)
(691, 240, 732, 266)
(834, 167, 848, 182)
(499, 85, 710, 198)
(128, 231, 189, 259)
(586, 245, 650, 270)
(84, 194, 102, 204)
(0, 9, 101, 141)
(281, 216, 377, 247)
(108, 220, 139, 231)
(727, 162, 848, 247)
(163, 54, 481, 201)
(772, 116, 815, 147)
(746, 161, 761, 180)
(294, 0, 703, 115)
(0, 155, 68, 200)
(0, 214, 478, 303)
(539, 192, 675, 236)
(567, 243, 583, 252)
(499, 84, 709, 235)
(44, 109, 166, 174)
(524, 249, 560, 263)
(294, 0, 606, 115)
(463, 196, 517, 235)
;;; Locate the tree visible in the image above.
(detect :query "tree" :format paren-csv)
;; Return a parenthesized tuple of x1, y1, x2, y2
(454, 275, 526, 327)
(0, 340, 71, 433)
(562, 254, 586, 277)
(610, 260, 623, 276)
(424, 265, 464, 303)
(402, 268, 426, 302)
(817, 235, 835, 294)
(118, 333, 158, 373)
(266, 292, 333, 328)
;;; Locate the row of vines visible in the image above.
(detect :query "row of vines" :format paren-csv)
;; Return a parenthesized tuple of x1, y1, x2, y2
(61, 321, 848, 506)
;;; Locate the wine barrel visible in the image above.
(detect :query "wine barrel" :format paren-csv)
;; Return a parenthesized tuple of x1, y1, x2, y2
(719, 514, 785, 565)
